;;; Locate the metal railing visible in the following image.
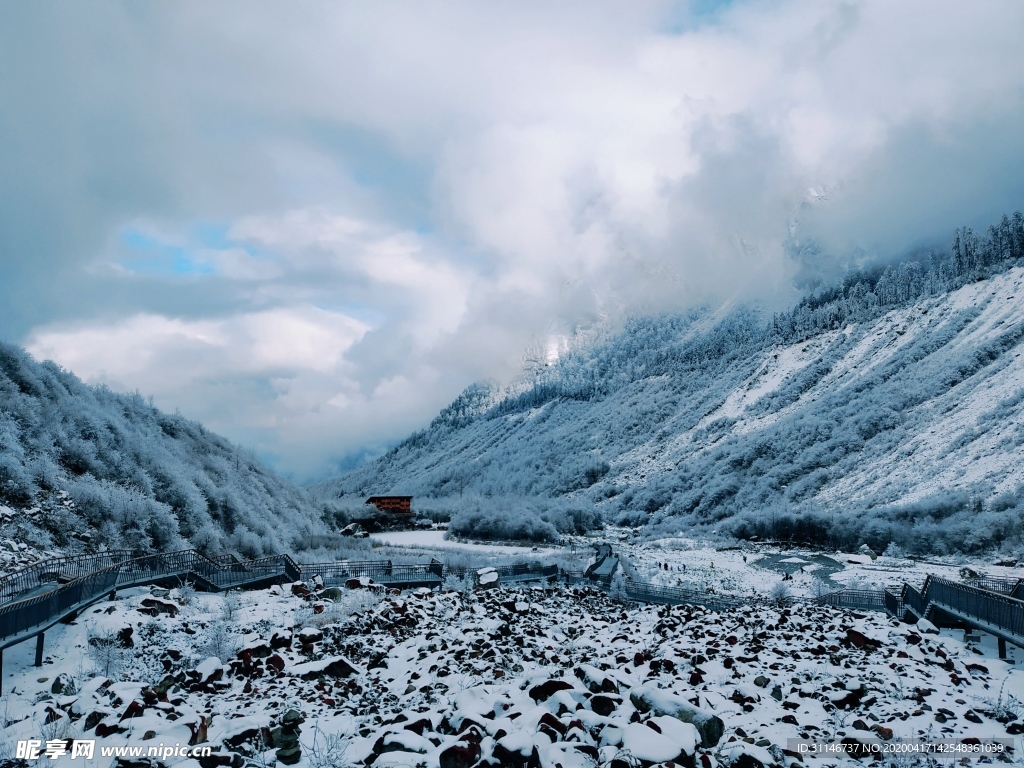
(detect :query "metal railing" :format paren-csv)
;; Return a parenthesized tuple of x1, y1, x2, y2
(0, 550, 136, 604)
(1, 549, 300, 649)
(1, 560, 123, 647)
(883, 588, 903, 617)
(962, 576, 1023, 595)
(901, 575, 1024, 640)
(623, 581, 744, 613)
(5, 543, 1024, 652)
(815, 588, 888, 611)
(299, 560, 445, 585)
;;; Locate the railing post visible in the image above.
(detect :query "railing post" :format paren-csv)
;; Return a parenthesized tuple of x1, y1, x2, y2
(998, 637, 1008, 660)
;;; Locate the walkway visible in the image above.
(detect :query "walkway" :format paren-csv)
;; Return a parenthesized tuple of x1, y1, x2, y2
(3, 543, 1023, 689)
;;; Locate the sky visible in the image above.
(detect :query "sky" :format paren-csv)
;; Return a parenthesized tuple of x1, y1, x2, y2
(2, 0, 1024, 481)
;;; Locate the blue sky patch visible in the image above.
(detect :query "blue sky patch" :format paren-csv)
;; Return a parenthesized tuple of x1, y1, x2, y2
(120, 227, 215, 277)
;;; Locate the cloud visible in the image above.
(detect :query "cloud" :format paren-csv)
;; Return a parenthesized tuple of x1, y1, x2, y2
(5, 0, 1024, 479)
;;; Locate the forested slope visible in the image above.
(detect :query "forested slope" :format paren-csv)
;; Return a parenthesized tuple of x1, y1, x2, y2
(320, 213, 1024, 554)
(0, 344, 327, 556)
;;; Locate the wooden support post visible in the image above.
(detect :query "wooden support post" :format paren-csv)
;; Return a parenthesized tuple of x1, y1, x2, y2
(0, 647, 4, 695)
(35, 632, 44, 667)
(998, 637, 1008, 660)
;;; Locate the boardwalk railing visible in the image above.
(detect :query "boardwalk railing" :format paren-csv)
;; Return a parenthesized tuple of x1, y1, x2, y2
(0, 550, 136, 604)
(963, 576, 1019, 594)
(883, 587, 904, 617)
(815, 588, 888, 612)
(623, 581, 744, 613)
(5, 545, 1024, 658)
(901, 575, 1024, 641)
(0, 549, 560, 651)
(815, 575, 1024, 648)
(0, 549, 305, 651)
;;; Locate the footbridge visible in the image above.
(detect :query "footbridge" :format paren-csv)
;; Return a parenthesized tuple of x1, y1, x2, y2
(818, 574, 1024, 659)
(0, 548, 557, 689)
(3, 543, 1023, 691)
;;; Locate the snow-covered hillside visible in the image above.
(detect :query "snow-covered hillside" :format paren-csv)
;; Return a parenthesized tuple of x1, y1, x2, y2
(322, 219, 1024, 555)
(0, 343, 328, 557)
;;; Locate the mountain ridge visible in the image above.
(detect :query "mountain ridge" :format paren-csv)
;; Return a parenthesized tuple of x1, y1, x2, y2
(318, 213, 1024, 554)
(0, 342, 327, 558)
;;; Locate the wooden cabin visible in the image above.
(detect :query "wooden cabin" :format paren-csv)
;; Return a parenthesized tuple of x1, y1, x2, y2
(365, 495, 413, 514)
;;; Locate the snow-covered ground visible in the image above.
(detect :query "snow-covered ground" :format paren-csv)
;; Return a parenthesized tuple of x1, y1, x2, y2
(2, 578, 1021, 768)
(598, 531, 1024, 599)
(369, 530, 562, 557)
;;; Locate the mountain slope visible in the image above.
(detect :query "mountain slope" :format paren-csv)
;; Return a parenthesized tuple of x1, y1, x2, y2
(0, 342, 327, 557)
(320, 214, 1024, 554)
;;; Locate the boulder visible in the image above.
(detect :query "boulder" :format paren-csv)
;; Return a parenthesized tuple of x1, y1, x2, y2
(621, 721, 696, 766)
(477, 568, 498, 588)
(288, 655, 359, 680)
(189, 657, 224, 685)
(630, 684, 724, 747)
(916, 618, 940, 635)
(372, 730, 433, 757)
(270, 631, 292, 650)
(297, 627, 323, 644)
(85, 710, 111, 730)
(590, 695, 621, 717)
(138, 598, 178, 617)
(492, 738, 541, 768)
(119, 701, 146, 721)
(439, 743, 481, 768)
(575, 664, 619, 694)
(529, 679, 575, 702)
(51, 673, 75, 696)
(721, 742, 774, 768)
(318, 587, 344, 601)
(844, 628, 881, 650)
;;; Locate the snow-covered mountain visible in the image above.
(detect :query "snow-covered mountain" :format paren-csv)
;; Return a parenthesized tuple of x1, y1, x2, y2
(319, 214, 1024, 555)
(0, 342, 327, 559)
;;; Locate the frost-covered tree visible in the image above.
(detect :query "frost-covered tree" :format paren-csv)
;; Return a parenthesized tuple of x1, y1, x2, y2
(0, 342, 328, 554)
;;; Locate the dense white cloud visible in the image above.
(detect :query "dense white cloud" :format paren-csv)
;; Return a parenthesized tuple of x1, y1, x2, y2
(5, 0, 1024, 478)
